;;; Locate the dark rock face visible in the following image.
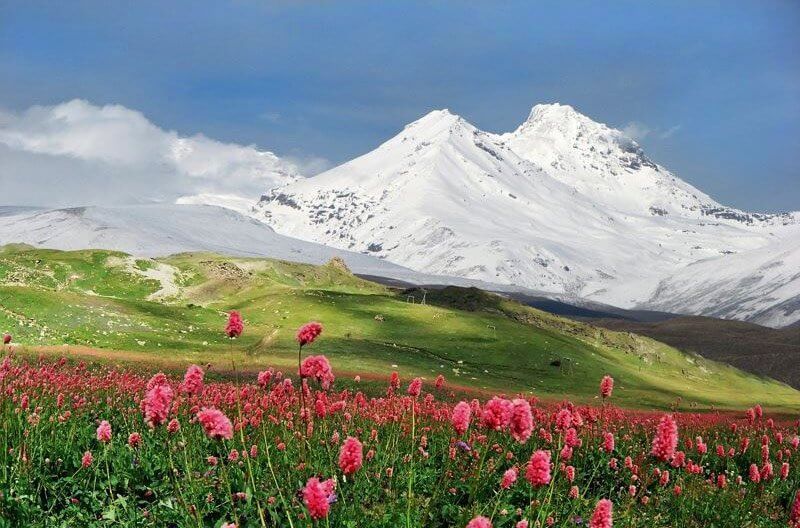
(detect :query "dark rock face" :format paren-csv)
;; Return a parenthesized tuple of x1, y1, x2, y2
(260, 191, 300, 210)
(700, 206, 794, 225)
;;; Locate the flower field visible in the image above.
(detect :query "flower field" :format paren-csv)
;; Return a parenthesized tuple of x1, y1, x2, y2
(1, 322, 799, 527)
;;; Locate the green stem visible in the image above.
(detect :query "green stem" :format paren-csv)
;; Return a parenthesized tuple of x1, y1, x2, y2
(406, 400, 416, 528)
(265, 439, 296, 528)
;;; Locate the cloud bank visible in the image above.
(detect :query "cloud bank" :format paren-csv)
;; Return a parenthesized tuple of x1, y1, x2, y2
(0, 100, 301, 209)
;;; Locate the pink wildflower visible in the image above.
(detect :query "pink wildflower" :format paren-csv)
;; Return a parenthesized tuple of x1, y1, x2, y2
(2, 333, 10, 345)
(407, 377, 422, 398)
(225, 311, 243, 338)
(555, 408, 572, 431)
(602, 431, 615, 453)
(302, 477, 335, 519)
(167, 418, 181, 435)
(481, 397, 512, 431)
(338, 436, 363, 475)
(651, 414, 678, 462)
(300, 355, 335, 389)
(589, 498, 613, 528)
(81, 451, 93, 468)
(790, 490, 800, 525)
(143, 383, 173, 428)
(509, 398, 533, 443)
(146, 372, 169, 391)
(501, 467, 518, 489)
(296, 321, 323, 346)
(466, 516, 492, 528)
(525, 450, 551, 487)
(196, 407, 233, 440)
(96, 420, 112, 443)
(181, 364, 204, 395)
(452, 401, 472, 436)
(257, 369, 273, 388)
(749, 463, 761, 483)
(600, 375, 614, 399)
(128, 432, 142, 448)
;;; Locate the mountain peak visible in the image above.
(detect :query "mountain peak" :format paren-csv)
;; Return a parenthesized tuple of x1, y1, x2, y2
(520, 102, 604, 132)
(405, 108, 461, 128)
(398, 108, 476, 143)
(527, 102, 580, 119)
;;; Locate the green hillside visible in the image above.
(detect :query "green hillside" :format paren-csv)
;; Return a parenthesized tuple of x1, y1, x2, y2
(1, 246, 798, 411)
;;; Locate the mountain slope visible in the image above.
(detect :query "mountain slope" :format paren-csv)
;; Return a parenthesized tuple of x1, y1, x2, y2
(574, 315, 800, 389)
(2, 246, 798, 410)
(646, 232, 800, 327)
(0, 204, 420, 279)
(256, 104, 800, 327)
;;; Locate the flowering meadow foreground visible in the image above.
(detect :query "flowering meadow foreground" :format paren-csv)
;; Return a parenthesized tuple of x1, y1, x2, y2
(1, 320, 800, 527)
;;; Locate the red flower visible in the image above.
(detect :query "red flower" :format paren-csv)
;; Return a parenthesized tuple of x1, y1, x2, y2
(466, 516, 492, 528)
(197, 407, 233, 440)
(302, 477, 335, 519)
(481, 397, 513, 431)
(296, 321, 323, 346)
(167, 418, 181, 435)
(407, 377, 422, 398)
(225, 311, 244, 338)
(143, 383, 173, 428)
(790, 490, 800, 525)
(749, 463, 761, 483)
(338, 436, 363, 475)
(525, 450, 551, 487)
(602, 432, 615, 453)
(81, 451, 93, 468)
(128, 432, 142, 448)
(600, 375, 614, 399)
(501, 468, 517, 489)
(181, 364, 204, 395)
(451, 401, 471, 436)
(257, 369, 273, 388)
(2, 333, 10, 345)
(300, 355, 335, 390)
(589, 499, 613, 528)
(509, 398, 533, 443)
(651, 414, 678, 462)
(96, 420, 112, 443)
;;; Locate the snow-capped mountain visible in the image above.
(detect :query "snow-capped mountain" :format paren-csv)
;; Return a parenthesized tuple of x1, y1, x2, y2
(0, 203, 531, 287)
(646, 233, 800, 328)
(255, 103, 800, 327)
(0, 204, 406, 276)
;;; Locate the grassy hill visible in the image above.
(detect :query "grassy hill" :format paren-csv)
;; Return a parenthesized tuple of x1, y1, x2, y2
(575, 315, 800, 389)
(1, 245, 798, 411)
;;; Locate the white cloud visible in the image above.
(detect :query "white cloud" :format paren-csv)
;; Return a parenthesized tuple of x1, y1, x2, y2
(622, 121, 681, 142)
(286, 154, 331, 176)
(0, 99, 305, 208)
(659, 125, 682, 139)
(621, 121, 651, 141)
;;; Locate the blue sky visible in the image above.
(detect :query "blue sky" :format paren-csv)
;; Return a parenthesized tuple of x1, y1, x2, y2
(1, 0, 798, 211)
